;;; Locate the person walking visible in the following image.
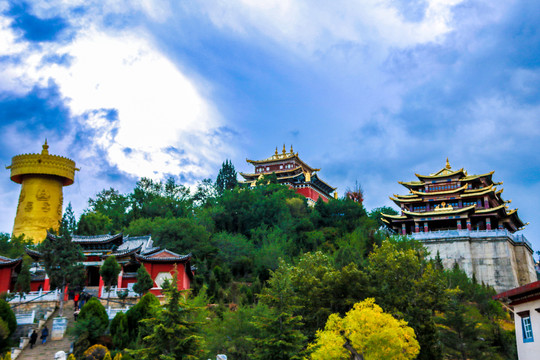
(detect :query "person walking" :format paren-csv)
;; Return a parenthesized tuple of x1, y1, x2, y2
(41, 325, 49, 344)
(74, 293, 79, 309)
(29, 330, 37, 348)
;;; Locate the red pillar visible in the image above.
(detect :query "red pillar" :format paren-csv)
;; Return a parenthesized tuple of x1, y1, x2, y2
(401, 223, 406, 235)
(423, 222, 428, 233)
(457, 219, 462, 230)
(466, 219, 472, 231)
(98, 276, 104, 297)
(414, 223, 420, 233)
(486, 218, 491, 230)
(43, 274, 50, 291)
(117, 270, 123, 289)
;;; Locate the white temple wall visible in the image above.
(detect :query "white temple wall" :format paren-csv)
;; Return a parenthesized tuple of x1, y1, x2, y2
(422, 236, 534, 293)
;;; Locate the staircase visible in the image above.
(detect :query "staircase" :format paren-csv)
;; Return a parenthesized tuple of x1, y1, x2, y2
(17, 302, 75, 360)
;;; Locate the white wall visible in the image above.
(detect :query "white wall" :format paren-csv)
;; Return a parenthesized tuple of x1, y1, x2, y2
(514, 298, 540, 360)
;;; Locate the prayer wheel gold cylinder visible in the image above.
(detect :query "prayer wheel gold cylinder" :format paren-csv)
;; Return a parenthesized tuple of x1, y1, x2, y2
(7, 141, 78, 243)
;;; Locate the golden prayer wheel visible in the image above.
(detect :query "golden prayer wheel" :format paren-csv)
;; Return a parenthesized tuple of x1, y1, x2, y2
(6, 141, 78, 243)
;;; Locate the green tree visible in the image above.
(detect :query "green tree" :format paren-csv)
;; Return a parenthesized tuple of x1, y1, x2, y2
(73, 297, 109, 342)
(77, 211, 113, 236)
(308, 298, 420, 360)
(215, 160, 238, 194)
(131, 269, 203, 360)
(365, 239, 447, 360)
(250, 262, 307, 360)
(62, 202, 77, 235)
(110, 312, 130, 350)
(14, 255, 32, 300)
(133, 266, 154, 297)
(0, 299, 16, 352)
(87, 188, 130, 232)
(40, 225, 86, 316)
(100, 255, 121, 309)
(129, 178, 191, 220)
(125, 292, 159, 341)
(204, 304, 269, 360)
(0, 233, 33, 259)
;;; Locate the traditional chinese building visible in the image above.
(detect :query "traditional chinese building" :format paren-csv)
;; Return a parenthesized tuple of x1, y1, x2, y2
(26, 233, 194, 297)
(240, 145, 337, 204)
(381, 160, 536, 292)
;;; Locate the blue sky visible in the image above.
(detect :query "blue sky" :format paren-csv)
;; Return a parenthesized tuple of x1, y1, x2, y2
(0, 0, 539, 255)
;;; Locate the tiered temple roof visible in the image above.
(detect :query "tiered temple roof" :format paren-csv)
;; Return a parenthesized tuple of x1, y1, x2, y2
(31, 233, 192, 267)
(240, 145, 336, 203)
(382, 160, 527, 235)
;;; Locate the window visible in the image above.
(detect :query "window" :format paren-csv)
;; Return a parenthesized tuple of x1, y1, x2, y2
(519, 311, 534, 343)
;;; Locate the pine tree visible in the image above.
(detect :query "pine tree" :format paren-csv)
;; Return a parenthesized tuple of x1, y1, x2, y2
(62, 202, 77, 235)
(14, 255, 32, 301)
(250, 263, 307, 360)
(130, 267, 203, 360)
(111, 312, 130, 350)
(215, 160, 238, 194)
(39, 221, 85, 316)
(100, 255, 121, 307)
(133, 266, 154, 297)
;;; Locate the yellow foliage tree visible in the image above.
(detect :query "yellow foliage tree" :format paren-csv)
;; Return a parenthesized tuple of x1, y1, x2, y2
(67, 354, 76, 360)
(308, 298, 420, 360)
(113, 354, 122, 360)
(83, 344, 110, 360)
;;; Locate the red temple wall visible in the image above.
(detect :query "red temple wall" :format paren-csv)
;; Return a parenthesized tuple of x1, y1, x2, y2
(30, 280, 45, 292)
(0, 268, 12, 293)
(142, 262, 189, 291)
(295, 187, 329, 203)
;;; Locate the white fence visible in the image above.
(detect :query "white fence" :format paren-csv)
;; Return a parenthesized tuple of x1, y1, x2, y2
(101, 286, 138, 299)
(15, 310, 35, 325)
(106, 306, 131, 320)
(410, 229, 532, 248)
(8, 289, 61, 303)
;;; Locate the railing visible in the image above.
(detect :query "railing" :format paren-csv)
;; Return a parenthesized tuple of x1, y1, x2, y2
(106, 306, 131, 320)
(8, 289, 61, 303)
(410, 229, 532, 248)
(15, 310, 35, 325)
(101, 286, 138, 299)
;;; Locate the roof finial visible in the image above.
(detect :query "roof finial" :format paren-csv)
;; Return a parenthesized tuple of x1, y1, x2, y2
(282, 144, 286, 154)
(42, 139, 49, 155)
(290, 144, 294, 154)
(275, 147, 278, 156)
(445, 158, 451, 169)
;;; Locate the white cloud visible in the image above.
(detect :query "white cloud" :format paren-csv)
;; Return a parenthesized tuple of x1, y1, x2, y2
(195, 0, 465, 55)
(0, 14, 232, 181)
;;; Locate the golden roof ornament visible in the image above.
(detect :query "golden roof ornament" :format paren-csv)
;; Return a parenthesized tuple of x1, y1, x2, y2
(282, 144, 286, 154)
(42, 139, 49, 155)
(290, 145, 294, 154)
(275, 147, 278, 156)
(445, 158, 451, 169)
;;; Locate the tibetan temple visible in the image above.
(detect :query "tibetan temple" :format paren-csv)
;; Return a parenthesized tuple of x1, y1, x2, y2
(240, 145, 337, 204)
(382, 160, 536, 292)
(22, 233, 194, 297)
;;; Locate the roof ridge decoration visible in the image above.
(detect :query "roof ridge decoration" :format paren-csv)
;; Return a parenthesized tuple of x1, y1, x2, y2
(245, 145, 320, 173)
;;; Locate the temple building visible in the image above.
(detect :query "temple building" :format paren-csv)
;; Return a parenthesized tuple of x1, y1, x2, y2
(25, 233, 194, 297)
(6, 141, 78, 243)
(381, 160, 536, 292)
(240, 145, 337, 204)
